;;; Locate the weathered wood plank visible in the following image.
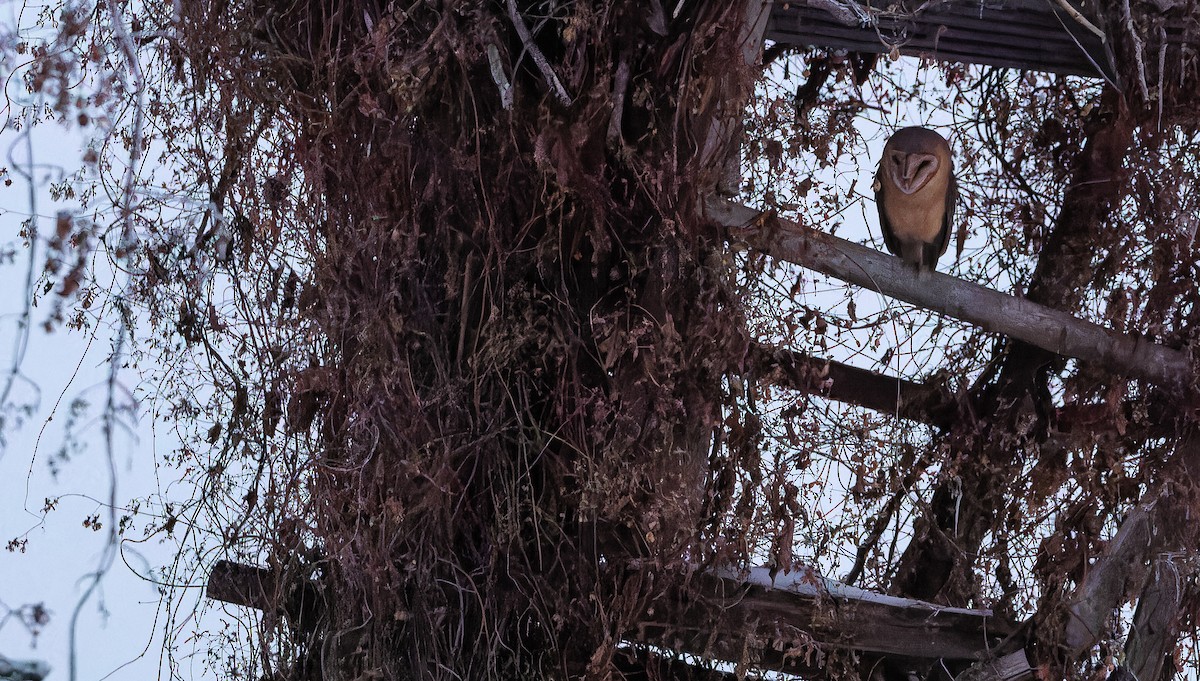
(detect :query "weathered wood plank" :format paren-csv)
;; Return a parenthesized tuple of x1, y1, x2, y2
(710, 199, 1192, 386)
(208, 559, 1015, 674)
(1063, 502, 1155, 654)
(750, 343, 954, 427)
(766, 0, 1117, 80)
(1060, 437, 1200, 677)
(636, 565, 1015, 673)
(207, 560, 321, 633)
(956, 649, 1035, 681)
(1122, 557, 1187, 681)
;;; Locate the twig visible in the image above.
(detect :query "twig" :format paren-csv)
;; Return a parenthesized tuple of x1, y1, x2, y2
(1157, 29, 1166, 131)
(505, 0, 572, 107)
(607, 58, 631, 148)
(67, 4, 146, 680)
(68, 296, 129, 681)
(1048, 0, 1105, 39)
(486, 44, 513, 110)
(843, 480, 913, 586)
(804, 0, 872, 26)
(1122, 0, 1150, 100)
(0, 109, 40, 431)
(108, 0, 147, 256)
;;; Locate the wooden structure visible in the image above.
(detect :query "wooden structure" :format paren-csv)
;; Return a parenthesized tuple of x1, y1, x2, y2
(203, 1, 1197, 679)
(207, 198, 1191, 679)
(208, 560, 1018, 677)
(713, 200, 1189, 387)
(766, 0, 1118, 81)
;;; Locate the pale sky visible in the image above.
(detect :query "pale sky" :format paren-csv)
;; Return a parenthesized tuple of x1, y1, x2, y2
(0, 101, 222, 680)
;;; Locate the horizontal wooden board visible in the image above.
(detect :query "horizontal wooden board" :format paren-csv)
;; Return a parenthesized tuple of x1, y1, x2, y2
(766, 0, 1119, 81)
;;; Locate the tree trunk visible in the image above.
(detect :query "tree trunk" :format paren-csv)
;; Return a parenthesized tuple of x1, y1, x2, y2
(178, 1, 767, 677)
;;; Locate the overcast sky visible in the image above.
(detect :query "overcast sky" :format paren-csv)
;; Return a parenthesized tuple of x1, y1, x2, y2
(0, 89, 228, 679)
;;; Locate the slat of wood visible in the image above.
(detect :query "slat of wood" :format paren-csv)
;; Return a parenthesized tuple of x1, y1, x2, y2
(748, 343, 955, 427)
(767, 37, 1101, 76)
(769, 3, 1099, 42)
(765, 29, 1099, 75)
(209, 558, 1016, 674)
(909, 22, 1108, 63)
(710, 199, 1191, 386)
(797, 28, 1081, 63)
(915, 14, 1102, 46)
(769, 19, 1094, 60)
(783, 30, 1064, 53)
(771, 15, 1100, 56)
(637, 567, 1015, 671)
(766, 1, 1113, 78)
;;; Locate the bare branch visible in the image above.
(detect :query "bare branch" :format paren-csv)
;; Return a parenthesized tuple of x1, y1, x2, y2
(606, 58, 630, 148)
(749, 343, 953, 427)
(505, 0, 572, 107)
(796, 0, 869, 26)
(1049, 0, 1106, 39)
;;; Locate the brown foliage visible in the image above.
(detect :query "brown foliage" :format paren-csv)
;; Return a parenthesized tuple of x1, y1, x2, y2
(169, 0, 762, 677)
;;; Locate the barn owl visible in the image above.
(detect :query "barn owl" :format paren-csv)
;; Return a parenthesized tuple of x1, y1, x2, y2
(874, 127, 957, 272)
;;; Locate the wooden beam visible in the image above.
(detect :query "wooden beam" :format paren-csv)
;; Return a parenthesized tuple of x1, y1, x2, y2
(207, 559, 1016, 674)
(636, 565, 1016, 673)
(1060, 434, 1200, 670)
(710, 199, 1191, 387)
(206, 560, 321, 633)
(208, 560, 739, 680)
(766, 0, 1118, 82)
(207, 560, 276, 611)
(1121, 557, 1188, 681)
(1063, 501, 1155, 654)
(703, 0, 772, 195)
(749, 343, 954, 427)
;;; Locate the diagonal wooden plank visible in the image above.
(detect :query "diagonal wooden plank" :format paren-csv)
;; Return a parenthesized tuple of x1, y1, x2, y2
(709, 198, 1191, 386)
